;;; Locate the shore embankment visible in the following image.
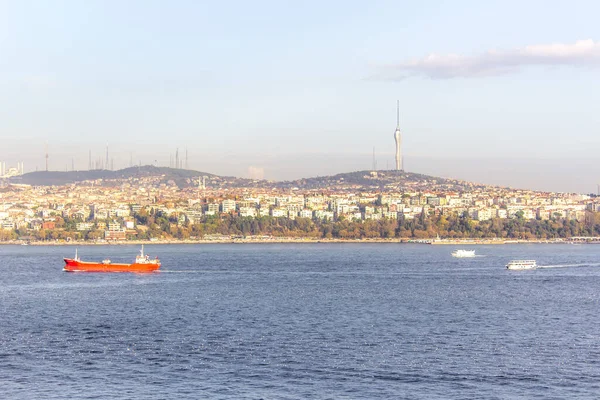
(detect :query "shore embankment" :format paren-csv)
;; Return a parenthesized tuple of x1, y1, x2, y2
(1, 238, 595, 246)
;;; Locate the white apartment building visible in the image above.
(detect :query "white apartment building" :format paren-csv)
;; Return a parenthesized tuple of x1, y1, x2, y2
(299, 209, 313, 219)
(314, 210, 334, 220)
(221, 199, 236, 213)
(537, 208, 551, 220)
(382, 211, 398, 220)
(271, 208, 286, 218)
(350, 212, 363, 220)
(205, 203, 219, 215)
(108, 222, 122, 231)
(239, 207, 257, 217)
(252, 207, 266, 217)
(76, 222, 94, 231)
(475, 208, 493, 221)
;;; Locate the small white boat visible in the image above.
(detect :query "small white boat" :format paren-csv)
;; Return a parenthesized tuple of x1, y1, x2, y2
(506, 260, 537, 270)
(452, 249, 476, 258)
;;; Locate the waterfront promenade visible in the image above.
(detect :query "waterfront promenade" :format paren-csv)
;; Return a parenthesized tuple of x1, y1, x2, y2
(0, 237, 588, 246)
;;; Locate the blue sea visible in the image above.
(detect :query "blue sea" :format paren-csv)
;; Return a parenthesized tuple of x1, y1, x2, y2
(1, 243, 600, 399)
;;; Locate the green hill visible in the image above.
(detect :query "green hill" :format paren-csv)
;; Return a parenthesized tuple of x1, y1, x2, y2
(9, 166, 216, 187)
(8, 166, 492, 192)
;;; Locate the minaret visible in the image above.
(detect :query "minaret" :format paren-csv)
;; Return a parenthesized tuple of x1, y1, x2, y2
(394, 100, 402, 171)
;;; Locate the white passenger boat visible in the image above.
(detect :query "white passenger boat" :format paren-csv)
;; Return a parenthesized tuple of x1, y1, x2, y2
(506, 260, 537, 270)
(451, 249, 476, 258)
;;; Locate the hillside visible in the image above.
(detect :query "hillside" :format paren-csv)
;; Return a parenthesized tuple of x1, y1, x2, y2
(8, 166, 493, 192)
(9, 166, 218, 187)
(274, 170, 490, 191)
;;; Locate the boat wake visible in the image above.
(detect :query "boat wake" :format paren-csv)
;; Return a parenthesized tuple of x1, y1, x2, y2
(537, 262, 600, 269)
(160, 270, 207, 273)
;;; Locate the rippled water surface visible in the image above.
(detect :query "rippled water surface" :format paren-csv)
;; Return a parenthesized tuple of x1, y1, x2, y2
(2, 243, 600, 399)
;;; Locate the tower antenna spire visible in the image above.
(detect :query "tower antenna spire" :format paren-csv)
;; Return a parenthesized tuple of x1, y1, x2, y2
(372, 147, 376, 171)
(393, 100, 402, 171)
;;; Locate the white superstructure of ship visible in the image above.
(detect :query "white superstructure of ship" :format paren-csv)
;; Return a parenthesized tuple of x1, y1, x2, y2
(506, 260, 537, 270)
(451, 249, 476, 258)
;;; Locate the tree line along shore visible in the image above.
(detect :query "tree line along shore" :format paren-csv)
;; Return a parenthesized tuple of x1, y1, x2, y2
(2, 209, 600, 243)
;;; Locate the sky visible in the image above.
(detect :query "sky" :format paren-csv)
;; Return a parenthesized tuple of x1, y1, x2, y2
(1, 0, 599, 193)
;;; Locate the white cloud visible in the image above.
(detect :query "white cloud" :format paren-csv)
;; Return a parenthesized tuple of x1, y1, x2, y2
(380, 39, 600, 80)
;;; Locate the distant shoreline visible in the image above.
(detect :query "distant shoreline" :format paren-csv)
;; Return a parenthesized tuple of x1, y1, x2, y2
(1, 238, 594, 246)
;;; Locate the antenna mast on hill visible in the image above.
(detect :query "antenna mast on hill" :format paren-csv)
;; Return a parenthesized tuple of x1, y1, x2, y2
(45, 142, 49, 171)
(372, 147, 377, 171)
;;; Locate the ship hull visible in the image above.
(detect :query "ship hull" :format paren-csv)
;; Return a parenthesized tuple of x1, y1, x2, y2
(63, 258, 160, 273)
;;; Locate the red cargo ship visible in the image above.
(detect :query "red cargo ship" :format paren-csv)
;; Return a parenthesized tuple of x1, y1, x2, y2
(63, 245, 161, 273)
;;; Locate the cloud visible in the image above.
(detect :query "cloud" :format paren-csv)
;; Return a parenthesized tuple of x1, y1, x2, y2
(379, 39, 600, 80)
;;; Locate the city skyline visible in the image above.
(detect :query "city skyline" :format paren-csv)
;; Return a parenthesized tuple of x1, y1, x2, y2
(1, 150, 599, 195)
(1, 1, 599, 192)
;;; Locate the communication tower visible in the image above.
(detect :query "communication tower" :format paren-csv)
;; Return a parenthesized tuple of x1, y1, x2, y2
(393, 100, 402, 171)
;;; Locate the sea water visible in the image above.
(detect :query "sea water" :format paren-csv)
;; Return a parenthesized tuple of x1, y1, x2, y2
(1, 243, 600, 399)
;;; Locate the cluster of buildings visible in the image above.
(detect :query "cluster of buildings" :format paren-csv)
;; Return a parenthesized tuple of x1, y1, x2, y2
(2, 102, 592, 241)
(0, 162, 25, 178)
(0, 171, 598, 240)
